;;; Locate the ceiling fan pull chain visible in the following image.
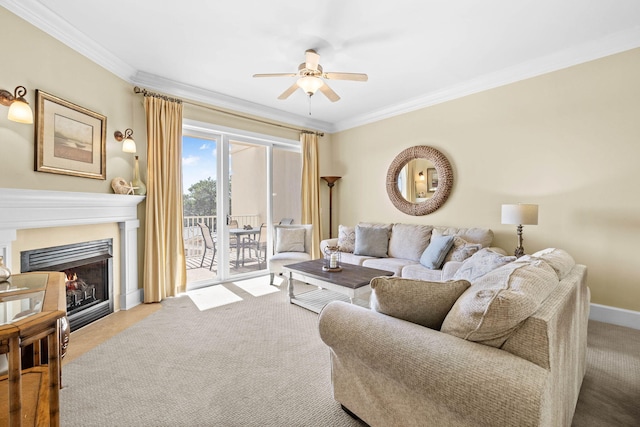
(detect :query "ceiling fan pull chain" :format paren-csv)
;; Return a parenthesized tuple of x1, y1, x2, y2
(308, 95, 312, 116)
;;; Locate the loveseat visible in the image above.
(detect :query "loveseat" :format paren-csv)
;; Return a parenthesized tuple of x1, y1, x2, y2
(318, 248, 590, 426)
(320, 222, 503, 280)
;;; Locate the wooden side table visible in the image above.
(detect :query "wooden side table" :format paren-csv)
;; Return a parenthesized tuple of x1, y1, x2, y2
(0, 272, 67, 427)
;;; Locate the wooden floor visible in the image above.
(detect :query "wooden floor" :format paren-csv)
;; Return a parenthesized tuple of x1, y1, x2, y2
(62, 303, 162, 365)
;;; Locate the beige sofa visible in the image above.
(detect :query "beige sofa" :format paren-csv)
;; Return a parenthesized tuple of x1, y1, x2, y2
(320, 223, 500, 280)
(318, 248, 590, 426)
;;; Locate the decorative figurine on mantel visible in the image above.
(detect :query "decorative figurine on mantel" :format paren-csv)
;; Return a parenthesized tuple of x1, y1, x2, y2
(323, 245, 342, 272)
(111, 177, 138, 195)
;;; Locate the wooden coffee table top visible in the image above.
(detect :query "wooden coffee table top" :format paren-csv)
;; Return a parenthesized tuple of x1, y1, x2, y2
(283, 259, 393, 290)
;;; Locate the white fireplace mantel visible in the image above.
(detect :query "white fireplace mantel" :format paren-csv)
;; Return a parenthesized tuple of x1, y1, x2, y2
(0, 188, 146, 310)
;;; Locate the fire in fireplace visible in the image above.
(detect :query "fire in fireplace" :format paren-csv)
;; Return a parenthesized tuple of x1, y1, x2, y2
(21, 239, 114, 331)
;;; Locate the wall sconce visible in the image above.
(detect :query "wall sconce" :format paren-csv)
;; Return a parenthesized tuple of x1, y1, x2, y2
(418, 171, 425, 181)
(114, 128, 137, 153)
(0, 85, 34, 124)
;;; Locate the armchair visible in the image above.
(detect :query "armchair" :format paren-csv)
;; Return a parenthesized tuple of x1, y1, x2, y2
(269, 224, 313, 285)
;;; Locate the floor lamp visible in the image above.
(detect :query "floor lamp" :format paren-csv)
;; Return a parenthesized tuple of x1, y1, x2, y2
(321, 176, 341, 238)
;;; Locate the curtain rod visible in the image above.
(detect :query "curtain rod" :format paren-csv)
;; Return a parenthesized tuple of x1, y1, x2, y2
(133, 86, 324, 137)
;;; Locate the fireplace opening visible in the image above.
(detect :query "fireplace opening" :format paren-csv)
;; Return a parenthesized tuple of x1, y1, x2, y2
(21, 239, 114, 331)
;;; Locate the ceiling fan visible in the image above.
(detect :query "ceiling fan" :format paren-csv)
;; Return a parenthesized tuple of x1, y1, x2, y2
(253, 49, 368, 102)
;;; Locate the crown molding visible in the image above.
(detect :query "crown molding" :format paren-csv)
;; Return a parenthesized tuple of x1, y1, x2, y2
(1, 0, 137, 81)
(130, 72, 333, 133)
(333, 25, 640, 132)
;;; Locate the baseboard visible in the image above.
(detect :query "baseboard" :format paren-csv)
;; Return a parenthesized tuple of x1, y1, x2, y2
(589, 303, 640, 330)
(120, 288, 143, 310)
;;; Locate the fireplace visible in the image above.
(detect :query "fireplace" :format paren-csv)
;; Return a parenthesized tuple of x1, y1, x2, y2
(21, 239, 114, 331)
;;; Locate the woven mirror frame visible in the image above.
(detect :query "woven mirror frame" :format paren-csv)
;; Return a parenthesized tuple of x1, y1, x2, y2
(386, 145, 453, 216)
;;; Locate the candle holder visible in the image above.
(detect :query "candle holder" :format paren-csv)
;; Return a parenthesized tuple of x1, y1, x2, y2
(323, 245, 342, 272)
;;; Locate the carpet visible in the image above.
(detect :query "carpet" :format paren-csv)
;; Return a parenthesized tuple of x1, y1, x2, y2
(60, 278, 364, 426)
(60, 276, 640, 426)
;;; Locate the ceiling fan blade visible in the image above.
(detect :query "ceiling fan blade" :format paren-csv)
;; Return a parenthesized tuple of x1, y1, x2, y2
(305, 49, 320, 71)
(253, 73, 297, 78)
(318, 82, 340, 102)
(277, 82, 300, 100)
(324, 72, 368, 82)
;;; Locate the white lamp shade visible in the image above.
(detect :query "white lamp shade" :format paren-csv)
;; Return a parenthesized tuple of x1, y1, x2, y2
(121, 137, 137, 153)
(501, 204, 538, 225)
(297, 76, 324, 95)
(8, 100, 34, 124)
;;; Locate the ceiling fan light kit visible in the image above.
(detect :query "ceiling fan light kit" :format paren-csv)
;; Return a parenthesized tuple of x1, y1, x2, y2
(254, 49, 367, 103)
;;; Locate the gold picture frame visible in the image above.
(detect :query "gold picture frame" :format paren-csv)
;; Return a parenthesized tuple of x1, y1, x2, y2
(35, 90, 106, 180)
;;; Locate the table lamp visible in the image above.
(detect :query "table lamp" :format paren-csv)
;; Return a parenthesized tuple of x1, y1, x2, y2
(501, 203, 538, 258)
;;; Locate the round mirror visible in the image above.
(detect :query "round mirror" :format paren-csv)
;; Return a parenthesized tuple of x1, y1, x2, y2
(386, 146, 453, 215)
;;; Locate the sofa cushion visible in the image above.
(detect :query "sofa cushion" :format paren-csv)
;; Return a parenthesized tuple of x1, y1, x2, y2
(441, 258, 559, 348)
(275, 227, 305, 253)
(453, 248, 516, 282)
(337, 225, 356, 253)
(370, 276, 471, 329)
(362, 258, 417, 276)
(387, 223, 433, 261)
(521, 248, 575, 280)
(419, 235, 454, 269)
(400, 264, 446, 281)
(354, 225, 390, 258)
(433, 227, 494, 248)
(339, 252, 377, 266)
(444, 237, 482, 263)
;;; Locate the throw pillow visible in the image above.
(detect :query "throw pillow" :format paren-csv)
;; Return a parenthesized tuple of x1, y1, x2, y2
(387, 223, 433, 262)
(353, 225, 390, 258)
(453, 248, 516, 282)
(443, 236, 482, 263)
(370, 277, 471, 330)
(441, 259, 559, 348)
(275, 227, 305, 253)
(419, 235, 454, 269)
(337, 225, 356, 253)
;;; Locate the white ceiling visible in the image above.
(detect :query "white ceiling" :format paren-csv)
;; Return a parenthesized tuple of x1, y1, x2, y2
(4, 0, 640, 133)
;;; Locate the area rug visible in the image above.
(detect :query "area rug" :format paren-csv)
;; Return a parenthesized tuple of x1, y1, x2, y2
(60, 278, 363, 426)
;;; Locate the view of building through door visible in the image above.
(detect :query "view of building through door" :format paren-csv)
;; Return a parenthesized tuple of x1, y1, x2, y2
(182, 124, 301, 289)
(227, 141, 268, 274)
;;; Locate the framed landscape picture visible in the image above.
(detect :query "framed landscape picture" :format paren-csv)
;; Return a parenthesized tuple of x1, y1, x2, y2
(35, 90, 106, 180)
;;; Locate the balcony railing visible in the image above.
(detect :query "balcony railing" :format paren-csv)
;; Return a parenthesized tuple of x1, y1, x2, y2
(183, 214, 260, 263)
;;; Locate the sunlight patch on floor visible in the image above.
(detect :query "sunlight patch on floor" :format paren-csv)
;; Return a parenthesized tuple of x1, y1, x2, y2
(232, 276, 280, 297)
(187, 285, 243, 311)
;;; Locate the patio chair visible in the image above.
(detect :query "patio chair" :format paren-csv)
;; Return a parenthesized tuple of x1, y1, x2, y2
(242, 223, 268, 268)
(197, 222, 216, 270)
(279, 218, 294, 225)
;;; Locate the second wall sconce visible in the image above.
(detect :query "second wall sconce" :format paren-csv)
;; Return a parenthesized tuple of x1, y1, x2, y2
(0, 85, 34, 124)
(114, 128, 137, 153)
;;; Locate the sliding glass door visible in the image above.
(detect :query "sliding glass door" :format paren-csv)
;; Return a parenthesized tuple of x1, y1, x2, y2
(182, 121, 300, 290)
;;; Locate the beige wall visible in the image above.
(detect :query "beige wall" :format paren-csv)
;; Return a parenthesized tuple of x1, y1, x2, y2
(327, 48, 640, 312)
(1, 8, 147, 291)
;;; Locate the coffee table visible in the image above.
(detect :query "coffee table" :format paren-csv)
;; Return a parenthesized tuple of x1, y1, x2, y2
(282, 259, 393, 313)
